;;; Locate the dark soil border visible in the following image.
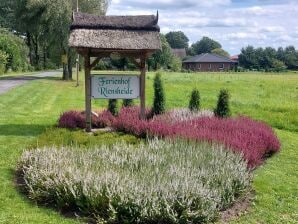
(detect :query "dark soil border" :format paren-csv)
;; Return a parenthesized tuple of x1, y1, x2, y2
(220, 190, 255, 223)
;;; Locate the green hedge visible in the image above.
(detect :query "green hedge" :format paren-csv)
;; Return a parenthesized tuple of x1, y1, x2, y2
(0, 28, 29, 73)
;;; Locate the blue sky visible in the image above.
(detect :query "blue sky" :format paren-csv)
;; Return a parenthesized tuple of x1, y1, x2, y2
(107, 0, 298, 55)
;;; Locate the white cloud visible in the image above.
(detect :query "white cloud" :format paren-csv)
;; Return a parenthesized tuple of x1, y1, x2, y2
(223, 32, 268, 40)
(107, 0, 298, 54)
(109, 0, 231, 10)
(235, 6, 278, 16)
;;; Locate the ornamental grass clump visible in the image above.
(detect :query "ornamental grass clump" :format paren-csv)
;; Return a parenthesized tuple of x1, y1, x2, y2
(18, 139, 251, 223)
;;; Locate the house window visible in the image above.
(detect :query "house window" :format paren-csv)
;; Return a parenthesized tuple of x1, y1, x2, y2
(219, 63, 224, 69)
(209, 64, 212, 69)
(198, 64, 201, 69)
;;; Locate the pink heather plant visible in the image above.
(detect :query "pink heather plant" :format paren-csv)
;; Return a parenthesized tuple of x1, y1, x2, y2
(58, 111, 85, 129)
(58, 107, 280, 167)
(58, 110, 114, 129)
(93, 110, 115, 128)
(110, 107, 280, 167)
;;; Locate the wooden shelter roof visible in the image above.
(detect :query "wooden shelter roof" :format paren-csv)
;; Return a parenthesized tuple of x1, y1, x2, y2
(69, 12, 161, 52)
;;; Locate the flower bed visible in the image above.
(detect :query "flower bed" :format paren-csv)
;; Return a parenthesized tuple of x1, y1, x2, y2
(18, 139, 250, 223)
(58, 107, 280, 167)
(111, 107, 280, 167)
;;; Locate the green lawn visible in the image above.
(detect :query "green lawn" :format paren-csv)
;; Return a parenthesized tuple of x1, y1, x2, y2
(0, 71, 297, 223)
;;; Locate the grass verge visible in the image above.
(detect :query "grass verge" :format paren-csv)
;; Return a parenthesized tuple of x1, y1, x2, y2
(0, 71, 297, 223)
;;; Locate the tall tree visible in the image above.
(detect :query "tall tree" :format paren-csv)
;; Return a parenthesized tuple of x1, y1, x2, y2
(276, 47, 285, 62)
(238, 45, 258, 69)
(13, 0, 109, 78)
(284, 46, 298, 69)
(0, 0, 15, 29)
(191, 36, 221, 55)
(148, 34, 175, 70)
(165, 31, 189, 49)
(261, 47, 277, 70)
(211, 48, 230, 57)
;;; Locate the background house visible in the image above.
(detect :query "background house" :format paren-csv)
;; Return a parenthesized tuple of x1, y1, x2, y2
(171, 48, 186, 59)
(230, 54, 239, 63)
(183, 53, 236, 72)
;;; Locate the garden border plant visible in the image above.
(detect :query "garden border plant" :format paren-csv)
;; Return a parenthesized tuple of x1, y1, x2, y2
(58, 106, 280, 168)
(18, 139, 251, 223)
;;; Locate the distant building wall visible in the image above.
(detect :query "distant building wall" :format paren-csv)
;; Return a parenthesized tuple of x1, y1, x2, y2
(171, 48, 187, 59)
(183, 62, 234, 72)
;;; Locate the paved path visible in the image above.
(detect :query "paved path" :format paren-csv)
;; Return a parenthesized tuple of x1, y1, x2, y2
(0, 71, 59, 95)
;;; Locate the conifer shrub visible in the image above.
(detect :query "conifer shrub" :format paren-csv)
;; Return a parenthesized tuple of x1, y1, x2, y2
(189, 88, 200, 111)
(152, 72, 165, 115)
(108, 99, 118, 116)
(214, 89, 231, 118)
(122, 99, 134, 107)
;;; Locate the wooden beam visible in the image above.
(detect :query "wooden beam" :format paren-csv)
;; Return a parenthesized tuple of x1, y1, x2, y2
(140, 54, 146, 119)
(76, 47, 156, 58)
(84, 52, 92, 132)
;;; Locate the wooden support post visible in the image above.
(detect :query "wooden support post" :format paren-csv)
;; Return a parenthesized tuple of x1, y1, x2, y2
(84, 53, 92, 132)
(140, 54, 146, 119)
(76, 54, 79, 87)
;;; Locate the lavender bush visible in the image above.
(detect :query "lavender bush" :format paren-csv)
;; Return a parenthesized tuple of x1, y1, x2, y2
(18, 139, 251, 223)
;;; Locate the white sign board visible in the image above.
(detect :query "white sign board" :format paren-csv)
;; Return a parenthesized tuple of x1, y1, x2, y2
(91, 75, 140, 99)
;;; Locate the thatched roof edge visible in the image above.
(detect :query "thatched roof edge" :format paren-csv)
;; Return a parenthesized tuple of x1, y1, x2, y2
(69, 29, 161, 50)
(70, 12, 160, 32)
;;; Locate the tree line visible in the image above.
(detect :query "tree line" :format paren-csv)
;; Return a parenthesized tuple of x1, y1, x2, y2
(0, 0, 109, 78)
(164, 31, 298, 71)
(239, 45, 298, 71)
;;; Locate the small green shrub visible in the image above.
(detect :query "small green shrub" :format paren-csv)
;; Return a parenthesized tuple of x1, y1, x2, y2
(19, 139, 251, 223)
(169, 55, 182, 72)
(108, 99, 118, 116)
(122, 99, 134, 107)
(0, 28, 29, 72)
(214, 89, 231, 118)
(0, 50, 8, 75)
(189, 88, 200, 111)
(153, 72, 165, 115)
